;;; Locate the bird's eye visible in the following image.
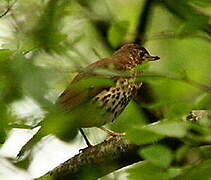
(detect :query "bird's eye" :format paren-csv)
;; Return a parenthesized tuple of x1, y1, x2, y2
(138, 51, 145, 57)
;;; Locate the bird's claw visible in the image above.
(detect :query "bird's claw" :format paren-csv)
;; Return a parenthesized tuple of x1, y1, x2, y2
(105, 132, 126, 141)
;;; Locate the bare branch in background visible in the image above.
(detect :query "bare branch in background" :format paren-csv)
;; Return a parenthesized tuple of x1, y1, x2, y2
(144, 31, 211, 43)
(0, 0, 17, 19)
(134, 0, 155, 44)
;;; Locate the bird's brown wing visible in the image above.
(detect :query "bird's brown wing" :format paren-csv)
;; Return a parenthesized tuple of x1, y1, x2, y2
(57, 58, 117, 111)
(58, 81, 110, 111)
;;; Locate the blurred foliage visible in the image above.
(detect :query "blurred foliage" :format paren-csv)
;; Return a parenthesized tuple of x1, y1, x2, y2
(0, 0, 211, 179)
(139, 144, 174, 168)
(127, 161, 182, 180)
(108, 21, 129, 48)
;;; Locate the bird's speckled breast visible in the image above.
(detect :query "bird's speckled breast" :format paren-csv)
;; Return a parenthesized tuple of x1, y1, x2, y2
(92, 78, 142, 123)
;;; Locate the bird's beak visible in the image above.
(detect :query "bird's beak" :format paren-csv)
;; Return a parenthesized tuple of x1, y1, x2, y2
(143, 55, 160, 61)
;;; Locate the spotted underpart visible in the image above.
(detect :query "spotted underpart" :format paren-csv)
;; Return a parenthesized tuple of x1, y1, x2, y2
(92, 78, 142, 123)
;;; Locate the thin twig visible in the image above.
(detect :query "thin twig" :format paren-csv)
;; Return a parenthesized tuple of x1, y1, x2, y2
(35, 64, 211, 94)
(143, 31, 211, 43)
(0, 0, 17, 19)
(139, 72, 211, 94)
(92, 48, 103, 59)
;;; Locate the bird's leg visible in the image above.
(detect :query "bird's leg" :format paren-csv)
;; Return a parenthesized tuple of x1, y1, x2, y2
(99, 126, 126, 141)
(79, 128, 92, 147)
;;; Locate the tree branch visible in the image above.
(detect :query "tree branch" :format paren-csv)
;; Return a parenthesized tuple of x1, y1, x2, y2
(37, 136, 141, 180)
(134, 0, 155, 44)
(0, 0, 17, 19)
(36, 110, 210, 180)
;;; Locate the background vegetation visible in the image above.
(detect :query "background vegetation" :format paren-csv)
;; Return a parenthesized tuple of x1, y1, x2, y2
(0, 0, 211, 179)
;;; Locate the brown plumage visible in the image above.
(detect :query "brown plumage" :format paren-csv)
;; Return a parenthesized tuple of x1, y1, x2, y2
(18, 44, 159, 157)
(57, 44, 159, 128)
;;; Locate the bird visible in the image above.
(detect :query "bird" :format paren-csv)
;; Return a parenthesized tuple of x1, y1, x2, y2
(18, 43, 159, 157)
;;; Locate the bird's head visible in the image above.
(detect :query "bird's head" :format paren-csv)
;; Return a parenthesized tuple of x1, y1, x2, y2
(113, 44, 160, 70)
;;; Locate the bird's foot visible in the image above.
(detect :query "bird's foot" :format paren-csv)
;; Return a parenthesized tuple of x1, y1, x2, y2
(99, 126, 126, 141)
(105, 132, 126, 141)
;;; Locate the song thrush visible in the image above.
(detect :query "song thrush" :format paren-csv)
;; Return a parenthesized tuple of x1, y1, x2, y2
(18, 44, 159, 156)
(57, 43, 159, 145)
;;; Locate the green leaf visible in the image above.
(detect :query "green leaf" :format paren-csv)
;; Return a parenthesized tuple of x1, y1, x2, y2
(165, 102, 192, 119)
(68, 77, 114, 90)
(163, 0, 210, 34)
(126, 120, 188, 144)
(0, 128, 6, 144)
(183, 159, 211, 180)
(133, 62, 150, 72)
(194, 93, 211, 109)
(127, 162, 182, 180)
(190, 0, 211, 7)
(200, 146, 211, 159)
(148, 121, 188, 138)
(140, 145, 173, 168)
(32, 0, 69, 52)
(0, 104, 9, 144)
(0, 49, 12, 61)
(126, 127, 164, 144)
(176, 145, 190, 162)
(114, 101, 147, 132)
(93, 68, 120, 77)
(108, 21, 129, 48)
(180, 14, 209, 33)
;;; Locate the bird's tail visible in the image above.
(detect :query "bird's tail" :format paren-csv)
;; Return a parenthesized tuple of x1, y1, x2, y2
(17, 126, 45, 159)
